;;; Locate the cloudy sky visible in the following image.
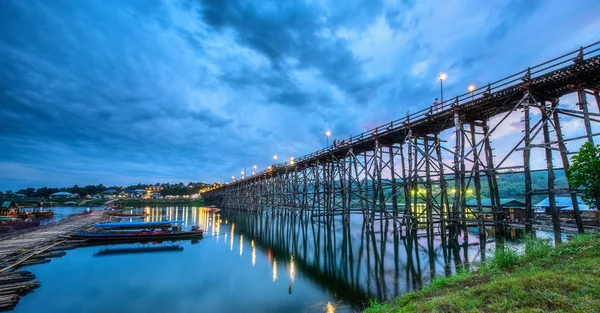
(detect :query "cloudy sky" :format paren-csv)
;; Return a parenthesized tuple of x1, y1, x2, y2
(1, 0, 599, 190)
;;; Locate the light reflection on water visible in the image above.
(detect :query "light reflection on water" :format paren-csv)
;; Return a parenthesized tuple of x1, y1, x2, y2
(13, 206, 526, 313)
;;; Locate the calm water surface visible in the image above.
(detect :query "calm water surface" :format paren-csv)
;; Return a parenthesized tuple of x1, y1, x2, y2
(14, 206, 511, 313)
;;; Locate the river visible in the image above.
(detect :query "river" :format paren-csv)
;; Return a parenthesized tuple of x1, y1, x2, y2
(13, 206, 517, 313)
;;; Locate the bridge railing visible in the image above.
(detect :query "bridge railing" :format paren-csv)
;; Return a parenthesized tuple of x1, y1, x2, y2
(228, 41, 600, 187)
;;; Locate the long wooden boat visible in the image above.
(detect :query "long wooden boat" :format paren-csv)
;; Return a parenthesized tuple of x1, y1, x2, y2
(105, 211, 148, 217)
(93, 245, 184, 256)
(17, 212, 31, 219)
(93, 220, 184, 230)
(33, 211, 54, 218)
(69, 229, 203, 242)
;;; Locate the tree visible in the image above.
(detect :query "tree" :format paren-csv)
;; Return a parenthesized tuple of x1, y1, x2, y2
(568, 141, 600, 210)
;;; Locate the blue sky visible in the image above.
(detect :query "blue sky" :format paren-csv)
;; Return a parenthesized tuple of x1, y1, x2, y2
(1, 0, 599, 190)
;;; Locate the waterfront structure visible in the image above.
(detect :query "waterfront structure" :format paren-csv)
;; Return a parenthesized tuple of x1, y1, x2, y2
(203, 42, 600, 243)
(49, 191, 78, 199)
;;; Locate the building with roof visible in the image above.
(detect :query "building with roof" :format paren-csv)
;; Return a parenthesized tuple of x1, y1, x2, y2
(1, 199, 18, 215)
(50, 191, 78, 199)
(535, 196, 598, 220)
(19, 197, 44, 208)
(466, 198, 527, 222)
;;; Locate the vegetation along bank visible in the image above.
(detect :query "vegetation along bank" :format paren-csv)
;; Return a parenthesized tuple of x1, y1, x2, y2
(365, 233, 600, 313)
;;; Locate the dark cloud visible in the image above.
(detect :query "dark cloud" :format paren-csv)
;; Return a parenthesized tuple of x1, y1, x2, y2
(0, 0, 597, 190)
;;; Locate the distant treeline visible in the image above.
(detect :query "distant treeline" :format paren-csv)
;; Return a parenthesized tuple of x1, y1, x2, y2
(1, 182, 209, 198)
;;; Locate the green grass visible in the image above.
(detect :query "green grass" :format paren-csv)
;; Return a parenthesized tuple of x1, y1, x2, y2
(365, 233, 600, 313)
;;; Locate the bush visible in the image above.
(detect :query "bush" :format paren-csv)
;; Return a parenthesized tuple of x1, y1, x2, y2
(491, 246, 520, 269)
(523, 234, 552, 259)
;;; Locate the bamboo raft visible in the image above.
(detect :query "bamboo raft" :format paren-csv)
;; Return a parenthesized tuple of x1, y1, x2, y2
(0, 271, 40, 311)
(0, 212, 108, 311)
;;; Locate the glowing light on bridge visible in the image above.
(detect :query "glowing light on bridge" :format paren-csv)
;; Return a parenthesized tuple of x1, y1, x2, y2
(251, 240, 256, 266)
(272, 258, 277, 282)
(289, 256, 295, 282)
(230, 223, 235, 251)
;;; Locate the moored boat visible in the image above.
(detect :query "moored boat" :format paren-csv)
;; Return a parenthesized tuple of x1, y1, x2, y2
(93, 220, 184, 230)
(104, 211, 148, 217)
(32, 210, 54, 218)
(93, 245, 184, 256)
(69, 229, 203, 242)
(69, 220, 203, 242)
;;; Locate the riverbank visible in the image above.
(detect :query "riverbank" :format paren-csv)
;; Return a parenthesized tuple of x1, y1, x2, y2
(365, 233, 600, 312)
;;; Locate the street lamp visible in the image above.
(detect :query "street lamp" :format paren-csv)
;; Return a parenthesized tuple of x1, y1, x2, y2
(273, 155, 278, 165)
(241, 170, 245, 179)
(232, 176, 235, 182)
(290, 157, 295, 166)
(438, 73, 447, 103)
(325, 131, 331, 147)
(468, 85, 476, 101)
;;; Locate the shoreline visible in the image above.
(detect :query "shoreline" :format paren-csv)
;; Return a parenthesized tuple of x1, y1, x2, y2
(365, 233, 600, 312)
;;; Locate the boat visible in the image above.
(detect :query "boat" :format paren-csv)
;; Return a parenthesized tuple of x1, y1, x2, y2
(104, 211, 148, 217)
(32, 210, 54, 218)
(68, 220, 203, 242)
(17, 212, 31, 219)
(69, 229, 203, 242)
(93, 220, 184, 230)
(93, 245, 184, 256)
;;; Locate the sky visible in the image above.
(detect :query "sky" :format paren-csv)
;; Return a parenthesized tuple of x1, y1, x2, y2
(1, 0, 600, 191)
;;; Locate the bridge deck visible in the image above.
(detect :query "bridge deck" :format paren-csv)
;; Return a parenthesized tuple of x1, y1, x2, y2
(215, 42, 600, 185)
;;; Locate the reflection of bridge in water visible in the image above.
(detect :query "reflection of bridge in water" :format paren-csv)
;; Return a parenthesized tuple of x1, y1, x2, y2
(219, 209, 493, 305)
(204, 42, 600, 244)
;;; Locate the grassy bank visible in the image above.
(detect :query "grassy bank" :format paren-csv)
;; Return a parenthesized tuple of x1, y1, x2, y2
(119, 198, 205, 207)
(366, 233, 600, 313)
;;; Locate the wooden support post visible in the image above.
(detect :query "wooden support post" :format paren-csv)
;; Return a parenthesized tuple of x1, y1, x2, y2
(346, 153, 353, 223)
(578, 89, 595, 145)
(388, 146, 399, 223)
(523, 105, 534, 232)
(460, 123, 467, 237)
(376, 141, 387, 218)
(406, 134, 414, 219)
(482, 120, 504, 241)
(400, 143, 412, 236)
(435, 135, 450, 245)
(451, 110, 462, 239)
(424, 138, 433, 234)
(552, 105, 584, 233)
(541, 100, 562, 244)
(470, 123, 485, 239)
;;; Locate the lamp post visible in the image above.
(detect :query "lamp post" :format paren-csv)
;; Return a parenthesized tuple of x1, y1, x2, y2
(252, 165, 257, 175)
(325, 131, 331, 147)
(273, 155, 278, 165)
(468, 85, 475, 101)
(232, 176, 235, 182)
(438, 73, 447, 104)
(290, 157, 295, 166)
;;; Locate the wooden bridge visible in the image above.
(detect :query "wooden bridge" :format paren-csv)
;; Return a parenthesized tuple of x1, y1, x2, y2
(203, 41, 600, 244)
